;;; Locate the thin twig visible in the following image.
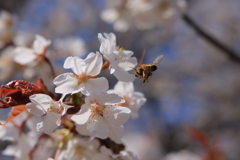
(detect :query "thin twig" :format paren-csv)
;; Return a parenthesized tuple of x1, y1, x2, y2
(182, 13, 240, 64)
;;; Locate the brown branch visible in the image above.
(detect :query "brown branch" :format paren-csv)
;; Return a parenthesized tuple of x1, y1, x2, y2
(182, 13, 240, 64)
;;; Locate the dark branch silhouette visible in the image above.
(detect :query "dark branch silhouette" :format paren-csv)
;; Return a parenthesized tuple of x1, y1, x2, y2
(182, 13, 240, 64)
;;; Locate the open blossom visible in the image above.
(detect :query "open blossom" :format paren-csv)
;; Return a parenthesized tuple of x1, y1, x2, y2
(110, 81, 146, 119)
(70, 92, 131, 142)
(92, 146, 138, 160)
(14, 34, 51, 65)
(53, 52, 108, 96)
(101, 0, 186, 31)
(98, 33, 137, 82)
(58, 137, 99, 160)
(26, 94, 72, 134)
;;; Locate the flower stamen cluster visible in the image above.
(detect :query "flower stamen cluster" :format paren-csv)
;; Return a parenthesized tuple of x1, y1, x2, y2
(47, 103, 64, 114)
(118, 96, 129, 107)
(91, 102, 105, 118)
(71, 73, 89, 86)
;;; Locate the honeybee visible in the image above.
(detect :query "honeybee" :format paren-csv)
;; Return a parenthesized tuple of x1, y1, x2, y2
(134, 52, 163, 84)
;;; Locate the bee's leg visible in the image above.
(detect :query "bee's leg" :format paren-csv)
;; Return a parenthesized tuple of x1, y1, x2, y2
(143, 72, 146, 79)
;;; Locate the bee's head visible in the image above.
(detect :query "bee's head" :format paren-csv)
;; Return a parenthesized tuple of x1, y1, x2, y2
(150, 65, 157, 71)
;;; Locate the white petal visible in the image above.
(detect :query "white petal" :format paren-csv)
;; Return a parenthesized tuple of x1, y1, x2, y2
(85, 52, 103, 76)
(93, 92, 124, 105)
(33, 34, 51, 54)
(104, 106, 131, 126)
(118, 57, 138, 71)
(107, 33, 116, 44)
(14, 47, 36, 65)
(53, 73, 81, 94)
(75, 123, 90, 135)
(114, 81, 134, 95)
(80, 82, 92, 96)
(134, 92, 147, 106)
(130, 110, 139, 119)
(120, 50, 134, 58)
(87, 116, 109, 139)
(110, 58, 119, 74)
(100, 146, 113, 156)
(87, 77, 109, 94)
(29, 94, 52, 103)
(39, 113, 60, 134)
(26, 102, 46, 116)
(108, 125, 124, 144)
(113, 67, 135, 82)
(29, 94, 52, 111)
(98, 33, 116, 56)
(63, 56, 86, 75)
(70, 104, 91, 125)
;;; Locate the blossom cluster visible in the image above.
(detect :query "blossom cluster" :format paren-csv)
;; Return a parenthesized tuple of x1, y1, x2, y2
(0, 30, 147, 160)
(101, 0, 186, 32)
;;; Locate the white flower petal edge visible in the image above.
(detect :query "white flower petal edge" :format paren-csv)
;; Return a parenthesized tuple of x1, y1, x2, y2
(14, 47, 36, 65)
(33, 34, 51, 55)
(98, 33, 116, 56)
(113, 67, 135, 82)
(70, 104, 91, 125)
(13, 35, 51, 65)
(108, 125, 124, 144)
(98, 33, 137, 82)
(26, 94, 73, 134)
(112, 81, 146, 119)
(70, 92, 130, 142)
(53, 52, 108, 95)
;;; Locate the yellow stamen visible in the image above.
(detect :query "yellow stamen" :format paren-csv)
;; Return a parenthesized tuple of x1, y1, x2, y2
(118, 95, 129, 107)
(72, 73, 89, 86)
(91, 103, 105, 118)
(47, 103, 63, 114)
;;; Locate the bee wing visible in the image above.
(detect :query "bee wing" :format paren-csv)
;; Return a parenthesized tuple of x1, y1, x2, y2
(152, 55, 163, 64)
(138, 49, 145, 65)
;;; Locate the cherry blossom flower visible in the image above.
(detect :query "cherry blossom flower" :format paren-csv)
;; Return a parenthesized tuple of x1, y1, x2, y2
(53, 52, 108, 96)
(26, 94, 72, 134)
(70, 92, 131, 142)
(109, 81, 146, 119)
(98, 33, 137, 82)
(75, 123, 124, 144)
(92, 146, 138, 160)
(101, 0, 186, 31)
(14, 34, 51, 65)
(58, 137, 99, 160)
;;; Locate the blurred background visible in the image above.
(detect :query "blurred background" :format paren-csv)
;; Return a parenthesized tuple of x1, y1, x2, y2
(1, 0, 240, 159)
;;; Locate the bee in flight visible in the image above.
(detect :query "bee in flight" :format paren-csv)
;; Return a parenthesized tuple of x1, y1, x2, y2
(134, 51, 163, 84)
